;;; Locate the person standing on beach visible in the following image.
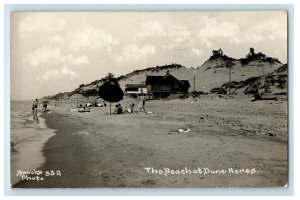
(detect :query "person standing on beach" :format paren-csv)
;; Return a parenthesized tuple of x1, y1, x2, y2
(42, 100, 48, 112)
(32, 99, 39, 122)
(138, 94, 147, 113)
(32, 99, 38, 112)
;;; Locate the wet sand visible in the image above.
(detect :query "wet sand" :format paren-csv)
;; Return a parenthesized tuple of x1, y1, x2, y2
(10, 109, 56, 186)
(13, 95, 288, 188)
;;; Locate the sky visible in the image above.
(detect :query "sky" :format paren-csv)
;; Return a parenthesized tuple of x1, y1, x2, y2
(10, 11, 287, 100)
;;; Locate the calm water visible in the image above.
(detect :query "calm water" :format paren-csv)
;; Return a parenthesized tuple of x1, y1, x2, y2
(10, 101, 56, 185)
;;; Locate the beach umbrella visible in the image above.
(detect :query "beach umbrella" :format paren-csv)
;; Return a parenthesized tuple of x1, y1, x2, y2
(69, 93, 85, 107)
(99, 80, 124, 114)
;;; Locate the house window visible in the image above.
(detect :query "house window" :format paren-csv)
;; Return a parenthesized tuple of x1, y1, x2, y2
(126, 88, 138, 92)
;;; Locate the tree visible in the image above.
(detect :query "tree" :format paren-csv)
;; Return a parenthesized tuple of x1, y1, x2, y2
(104, 73, 115, 82)
(98, 74, 124, 115)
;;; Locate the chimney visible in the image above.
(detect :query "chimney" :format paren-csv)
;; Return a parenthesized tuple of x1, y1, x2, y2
(166, 70, 170, 75)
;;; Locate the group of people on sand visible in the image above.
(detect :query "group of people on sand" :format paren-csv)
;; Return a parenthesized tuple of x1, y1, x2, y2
(115, 103, 135, 114)
(76, 100, 106, 112)
(32, 94, 147, 115)
(77, 104, 91, 112)
(31, 99, 49, 112)
(89, 101, 106, 107)
(114, 94, 147, 114)
(31, 98, 49, 121)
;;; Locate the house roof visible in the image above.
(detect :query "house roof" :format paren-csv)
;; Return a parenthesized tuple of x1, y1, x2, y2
(125, 84, 147, 88)
(145, 75, 165, 84)
(163, 74, 184, 84)
(146, 74, 184, 84)
(146, 74, 190, 88)
(180, 80, 191, 88)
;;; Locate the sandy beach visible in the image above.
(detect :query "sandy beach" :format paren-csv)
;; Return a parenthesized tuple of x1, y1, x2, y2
(13, 95, 288, 188)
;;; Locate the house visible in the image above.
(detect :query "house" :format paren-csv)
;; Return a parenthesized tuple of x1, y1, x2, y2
(124, 84, 147, 95)
(145, 73, 190, 97)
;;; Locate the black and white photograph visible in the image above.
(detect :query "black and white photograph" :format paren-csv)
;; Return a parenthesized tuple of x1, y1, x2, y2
(10, 11, 288, 188)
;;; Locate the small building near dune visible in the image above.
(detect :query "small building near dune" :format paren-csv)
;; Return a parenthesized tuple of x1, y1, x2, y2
(124, 84, 148, 95)
(145, 73, 190, 98)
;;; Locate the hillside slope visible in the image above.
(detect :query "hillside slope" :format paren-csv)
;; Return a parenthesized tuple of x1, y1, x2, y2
(195, 54, 282, 92)
(47, 50, 284, 100)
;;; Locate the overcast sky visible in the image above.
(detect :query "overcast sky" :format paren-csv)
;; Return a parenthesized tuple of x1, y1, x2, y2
(11, 11, 287, 100)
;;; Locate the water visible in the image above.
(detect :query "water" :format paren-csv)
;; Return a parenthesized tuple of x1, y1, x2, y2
(10, 101, 56, 185)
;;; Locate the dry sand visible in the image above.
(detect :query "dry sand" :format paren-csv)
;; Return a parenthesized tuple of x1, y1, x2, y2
(13, 95, 288, 188)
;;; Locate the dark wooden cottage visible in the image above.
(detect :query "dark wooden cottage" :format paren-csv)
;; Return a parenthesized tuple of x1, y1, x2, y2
(145, 74, 190, 97)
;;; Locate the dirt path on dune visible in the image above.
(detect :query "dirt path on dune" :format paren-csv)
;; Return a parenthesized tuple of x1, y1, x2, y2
(14, 96, 288, 188)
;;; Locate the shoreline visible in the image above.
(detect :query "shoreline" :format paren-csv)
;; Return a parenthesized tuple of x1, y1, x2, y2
(10, 112, 56, 186)
(13, 111, 94, 188)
